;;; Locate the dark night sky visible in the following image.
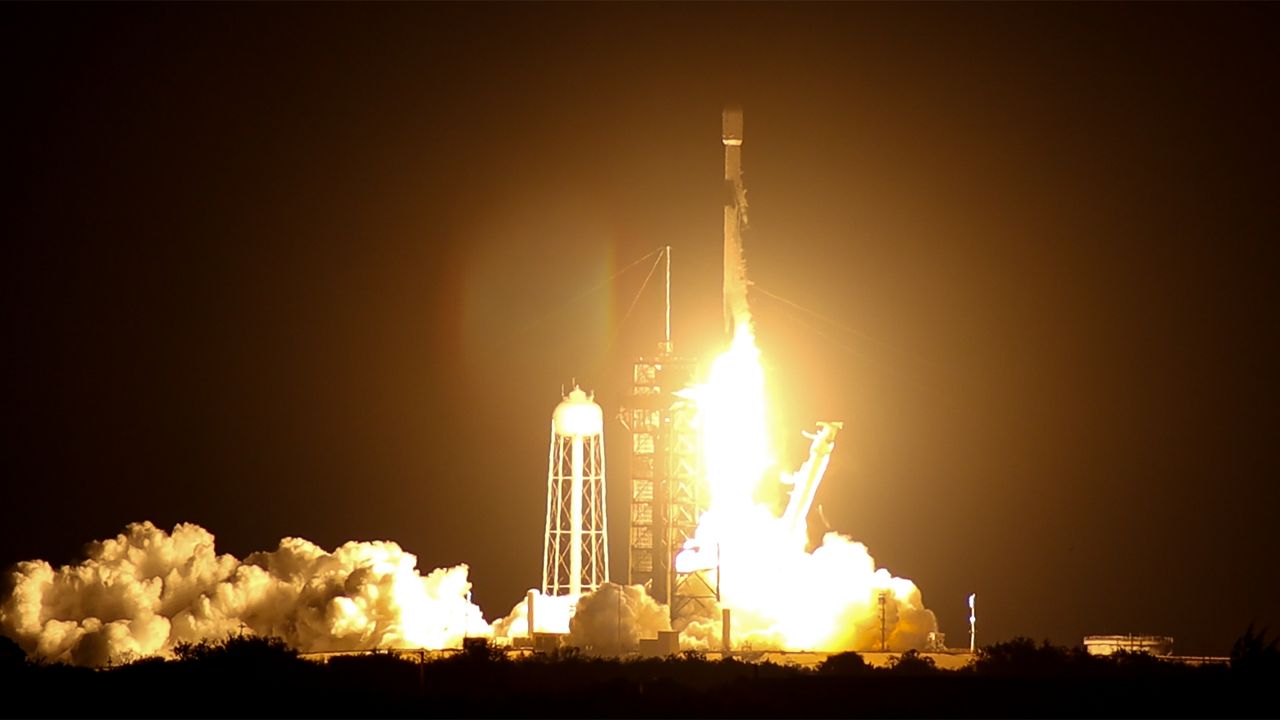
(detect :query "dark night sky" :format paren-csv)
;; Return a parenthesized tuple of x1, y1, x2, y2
(3, 3, 1278, 656)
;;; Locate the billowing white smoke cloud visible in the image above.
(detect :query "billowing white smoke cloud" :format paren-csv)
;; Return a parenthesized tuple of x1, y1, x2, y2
(568, 583, 671, 653)
(489, 583, 671, 655)
(489, 589, 577, 639)
(678, 531, 938, 653)
(0, 521, 490, 666)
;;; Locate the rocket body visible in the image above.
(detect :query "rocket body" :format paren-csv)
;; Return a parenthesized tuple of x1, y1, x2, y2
(722, 106, 750, 335)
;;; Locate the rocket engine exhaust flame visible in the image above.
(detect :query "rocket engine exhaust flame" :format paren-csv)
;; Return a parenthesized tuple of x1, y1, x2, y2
(675, 324, 938, 653)
(676, 104, 937, 653)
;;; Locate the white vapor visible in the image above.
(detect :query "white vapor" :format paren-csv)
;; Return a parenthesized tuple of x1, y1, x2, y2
(0, 521, 490, 666)
(568, 582, 671, 653)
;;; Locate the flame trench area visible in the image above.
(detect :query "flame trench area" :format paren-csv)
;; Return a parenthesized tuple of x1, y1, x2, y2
(0, 107, 938, 666)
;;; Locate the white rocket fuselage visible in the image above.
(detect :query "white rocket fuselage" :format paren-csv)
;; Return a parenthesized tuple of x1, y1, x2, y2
(723, 106, 750, 336)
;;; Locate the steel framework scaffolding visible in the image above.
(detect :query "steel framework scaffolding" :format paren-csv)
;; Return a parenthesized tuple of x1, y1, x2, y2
(621, 350, 715, 625)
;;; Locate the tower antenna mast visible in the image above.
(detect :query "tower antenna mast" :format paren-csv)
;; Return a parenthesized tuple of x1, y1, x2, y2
(663, 245, 672, 354)
(969, 593, 977, 653)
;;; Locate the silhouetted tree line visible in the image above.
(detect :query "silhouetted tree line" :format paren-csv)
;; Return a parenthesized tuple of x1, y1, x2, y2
(0, 626, 1276, 718)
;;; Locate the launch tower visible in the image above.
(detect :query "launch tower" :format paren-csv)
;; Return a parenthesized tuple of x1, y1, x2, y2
(624, 107, 751, 627)
(620, 244, 704, 615)
(621, 341, 705, 618)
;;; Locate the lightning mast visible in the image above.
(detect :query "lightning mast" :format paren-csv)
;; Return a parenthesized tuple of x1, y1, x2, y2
(969, 593, 977, 653)
(622, 260, 703, 618)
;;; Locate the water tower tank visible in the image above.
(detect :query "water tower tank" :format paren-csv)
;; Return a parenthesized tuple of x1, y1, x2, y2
(553, 387, 604, 437)
(543, 385, 609, 597)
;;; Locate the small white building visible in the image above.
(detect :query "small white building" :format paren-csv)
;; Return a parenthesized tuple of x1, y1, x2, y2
(1083, 634, 1174, 656)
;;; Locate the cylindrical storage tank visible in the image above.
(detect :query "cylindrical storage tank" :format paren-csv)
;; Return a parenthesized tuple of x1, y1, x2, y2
(553, 388, 604, 437)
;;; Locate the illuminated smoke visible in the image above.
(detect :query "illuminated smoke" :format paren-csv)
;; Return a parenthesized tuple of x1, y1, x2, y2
(0, 521, 489, 666)
(489, 583, 671, 654)
(3, 306, 937, 666)
(489, 590, 576, 638)
(676, 323, 938, 652)
(568, 583, 671, 653)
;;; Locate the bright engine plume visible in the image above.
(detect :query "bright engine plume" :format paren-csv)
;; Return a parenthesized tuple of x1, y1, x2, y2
(675, 311, 936, 651)
(672, 105, 938, 652)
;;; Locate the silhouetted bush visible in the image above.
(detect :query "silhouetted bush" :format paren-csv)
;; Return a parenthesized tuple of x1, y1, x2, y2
(888, 648, 937, 675)
(817, 650, 871, 675)
(0, 634, 25, 668)
(172, 633, 299, 666)
(1230, 623, 1280, 678)
(2, 634, 1271, 718)
(972, 636, 1096, 676)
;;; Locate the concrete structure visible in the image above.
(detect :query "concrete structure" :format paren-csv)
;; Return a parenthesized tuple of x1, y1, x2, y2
(638, 631, 681, 657)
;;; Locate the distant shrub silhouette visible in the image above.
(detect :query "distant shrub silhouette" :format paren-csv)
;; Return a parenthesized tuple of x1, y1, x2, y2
(1106, 648, 1186, 677)
(1230, 623, 1280, 678)
(973, 636, 1091, 676)
(172, 633, 299, 666)
(0, 634, 25, 668)
(817, 650, 870, 675)
(0, 632, 1266, 718)
(887, 648, 937, 675)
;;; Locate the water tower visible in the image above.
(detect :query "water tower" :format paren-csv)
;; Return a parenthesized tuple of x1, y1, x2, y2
(542, 385, 609, 596)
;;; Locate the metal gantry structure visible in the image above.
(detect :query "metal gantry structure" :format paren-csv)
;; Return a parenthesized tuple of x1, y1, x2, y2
(621, 348, 706, 616)
(617, 240, 718, 626)
(667, 396, 720, 624)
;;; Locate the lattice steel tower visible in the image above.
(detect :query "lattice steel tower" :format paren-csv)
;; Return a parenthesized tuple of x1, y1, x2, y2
(618, 243, 714, 628)
(543, 386, 610, 596)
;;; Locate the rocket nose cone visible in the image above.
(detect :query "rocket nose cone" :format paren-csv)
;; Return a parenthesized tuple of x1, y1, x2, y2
(722, 105, 743, 143)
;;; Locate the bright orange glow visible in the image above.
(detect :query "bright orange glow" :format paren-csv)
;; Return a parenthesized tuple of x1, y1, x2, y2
(680, 324, 937, 652)
(699, 327, 774, 511)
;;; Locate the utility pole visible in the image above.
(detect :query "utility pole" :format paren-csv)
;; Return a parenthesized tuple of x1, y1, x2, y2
(662, 245, 672, 354)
